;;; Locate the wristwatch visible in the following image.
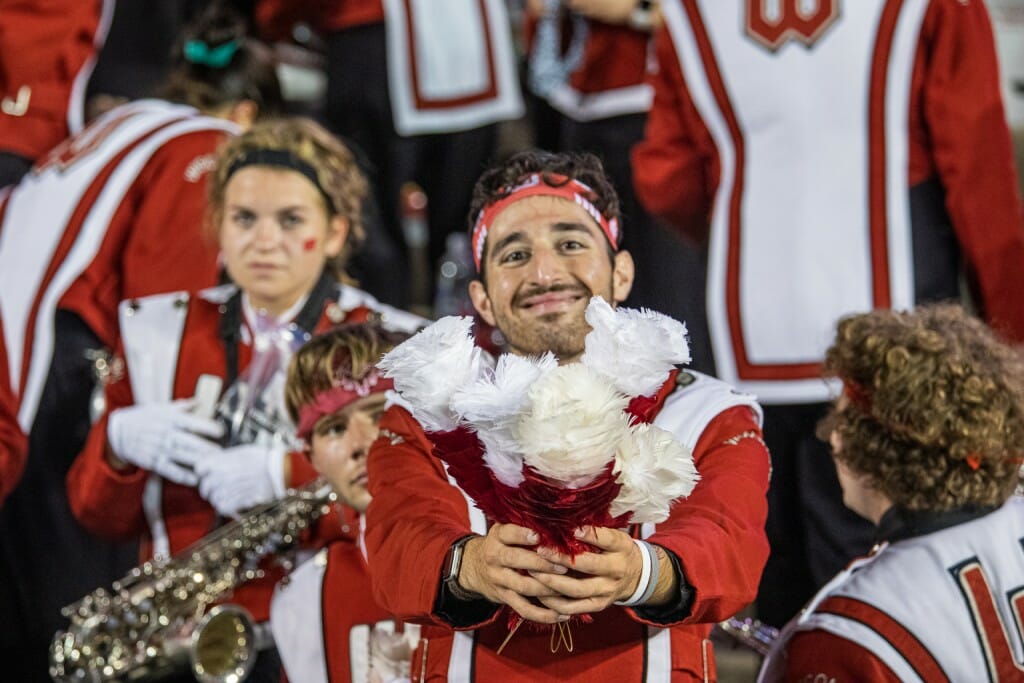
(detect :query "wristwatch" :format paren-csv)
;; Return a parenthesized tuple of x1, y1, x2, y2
(441, 535, 476, 599)
(629, 0, 657, 31)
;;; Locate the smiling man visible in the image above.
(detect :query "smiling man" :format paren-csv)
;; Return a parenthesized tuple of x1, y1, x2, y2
(365, 150, 772, 681)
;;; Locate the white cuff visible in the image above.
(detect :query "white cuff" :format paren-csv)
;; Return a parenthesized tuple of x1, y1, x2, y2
(267, 447, 288, 498)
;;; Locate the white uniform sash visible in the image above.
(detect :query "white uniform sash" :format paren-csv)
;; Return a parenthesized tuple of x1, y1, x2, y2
(662, 0, 927, 403)
(0, 101, 236, 432)
(382, 0, 523, 135)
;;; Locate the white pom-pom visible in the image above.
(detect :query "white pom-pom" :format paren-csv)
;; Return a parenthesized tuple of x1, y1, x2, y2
(377, 316, 486, 432)
(610, 423, 699, 524)
(451, 353, 557, 486)
(516, 364, 631, 488)
(581, 296, 691, 397)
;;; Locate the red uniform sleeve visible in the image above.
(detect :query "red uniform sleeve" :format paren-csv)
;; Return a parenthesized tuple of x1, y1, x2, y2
(0, 328, 26, 507)
(0, 0, 106, 160)
(920, 0, 1024, 342)
(364, 406, 489, 625)
(66, 356, 148, 541)
(632, 25, 717, 243)
(58, 128, 227, 348)
(636, 406, 770, 626)
(781, 629, 902, 682)
(120, 129, 225, 299)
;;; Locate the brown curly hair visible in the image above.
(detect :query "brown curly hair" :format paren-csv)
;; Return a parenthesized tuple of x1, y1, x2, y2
(467, 150, 622, 279)
(285, 323, 410, 426)
(816, 303, 1024, 511)
(207, 117, 368, 283)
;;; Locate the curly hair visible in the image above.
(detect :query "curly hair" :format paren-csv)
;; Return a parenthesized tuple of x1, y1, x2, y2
(284, 323, 410, 425)
(467, 150, 622, 277)
(207, 117, 368, 283)
(816, 303, 1024, 511)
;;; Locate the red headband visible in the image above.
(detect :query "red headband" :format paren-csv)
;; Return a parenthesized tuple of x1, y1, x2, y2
(296, 369, 394, 442)
(470, 173, 620, 271)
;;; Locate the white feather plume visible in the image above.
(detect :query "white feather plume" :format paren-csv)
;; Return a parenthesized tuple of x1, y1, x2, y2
(581, 296, 691, 398)
(610, 423, 699, 524)
(451, 353, 557, 486)
(515, 364, 632, 488)
(377, 316, 487, 432)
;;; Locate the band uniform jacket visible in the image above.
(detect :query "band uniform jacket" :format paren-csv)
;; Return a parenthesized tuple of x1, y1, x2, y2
(271, 527, 417, 683)
(254, 0, 523, 136)
(0, 98, 238, 436)
(365, 370, 771, 682)
(759, 497, 1024, 682)
(0, 0, 113, 161)
(633, 0, 1024, 404)
(67, 283, 422, 622)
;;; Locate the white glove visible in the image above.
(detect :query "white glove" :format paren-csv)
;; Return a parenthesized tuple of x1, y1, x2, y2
(107, 399, 224, 486)
(194, 444, 288, 517)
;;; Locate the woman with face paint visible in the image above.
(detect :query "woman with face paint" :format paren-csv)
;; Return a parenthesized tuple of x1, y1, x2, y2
(67, 117, 423, 680)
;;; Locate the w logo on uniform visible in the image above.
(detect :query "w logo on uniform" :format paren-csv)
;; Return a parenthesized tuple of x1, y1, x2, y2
(745, 0, 839, 51)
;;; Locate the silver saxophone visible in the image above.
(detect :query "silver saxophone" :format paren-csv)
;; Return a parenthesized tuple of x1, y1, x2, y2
(714, 616, 780, 656)
(50, 479, 336, 683)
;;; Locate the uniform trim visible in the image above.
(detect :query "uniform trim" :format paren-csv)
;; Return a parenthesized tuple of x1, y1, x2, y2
(67, 0, 115, 135)
(817, 595, 950, 682)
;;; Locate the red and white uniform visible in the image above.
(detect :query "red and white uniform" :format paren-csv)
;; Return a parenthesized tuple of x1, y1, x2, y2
(365, 371, 770, 682)
(67, 283, 422, 622)
(537, 16, 654, 122)
(759, 497, 1024, 682)
(272, 524, 417, 683)
(0, 98, 238, 434)
(256, 0, 522, 136)
(0, 0, 114, 162)
(634, 0, 1024, 404)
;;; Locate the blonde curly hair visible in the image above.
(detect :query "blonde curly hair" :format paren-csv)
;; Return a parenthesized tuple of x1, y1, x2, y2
(207, 117, 368, 282)
(816, 303, 1024, 511)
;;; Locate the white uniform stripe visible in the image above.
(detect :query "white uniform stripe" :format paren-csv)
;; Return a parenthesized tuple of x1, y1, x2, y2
(382, 0, 523, 135)
(662, 0, 740, 393)
(885, 0, 929, 311)
(547, 83, 653, 122)
(14, 115, 235, 431)
(645, 625, 672, 683)
(67, 0, 116, 135)
(442, 465, 487, 682)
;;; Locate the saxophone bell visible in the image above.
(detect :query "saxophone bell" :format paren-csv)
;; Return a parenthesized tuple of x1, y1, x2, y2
(190, 604, 257, 683)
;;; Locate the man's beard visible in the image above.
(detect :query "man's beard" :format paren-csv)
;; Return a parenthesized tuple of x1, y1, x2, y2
(497, 282, 598, 360)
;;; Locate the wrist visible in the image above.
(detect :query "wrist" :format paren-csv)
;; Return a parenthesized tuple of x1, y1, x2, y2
(615, 539, 659, 607)
(644, 544, 680, 607)
(442, 535, 481, 601)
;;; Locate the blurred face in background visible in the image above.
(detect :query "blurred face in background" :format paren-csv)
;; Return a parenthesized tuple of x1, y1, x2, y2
(220, 166, 346, 317)
(309, 394, 388, 513)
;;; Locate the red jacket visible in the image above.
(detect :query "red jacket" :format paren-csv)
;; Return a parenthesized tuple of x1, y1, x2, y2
(67, 284, 420, 620)
(0, 0, 111, 161)
(0, 100, 237, 444)
(365, 373, 770, 681)
(633, 0, 1024, 403)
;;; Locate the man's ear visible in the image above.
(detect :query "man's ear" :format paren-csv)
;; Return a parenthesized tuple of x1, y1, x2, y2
(611, 250, 635, 304)
(469, 279, 496, 326)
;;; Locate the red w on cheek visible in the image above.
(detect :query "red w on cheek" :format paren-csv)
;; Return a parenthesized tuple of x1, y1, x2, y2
(303, 238, 317, 251)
